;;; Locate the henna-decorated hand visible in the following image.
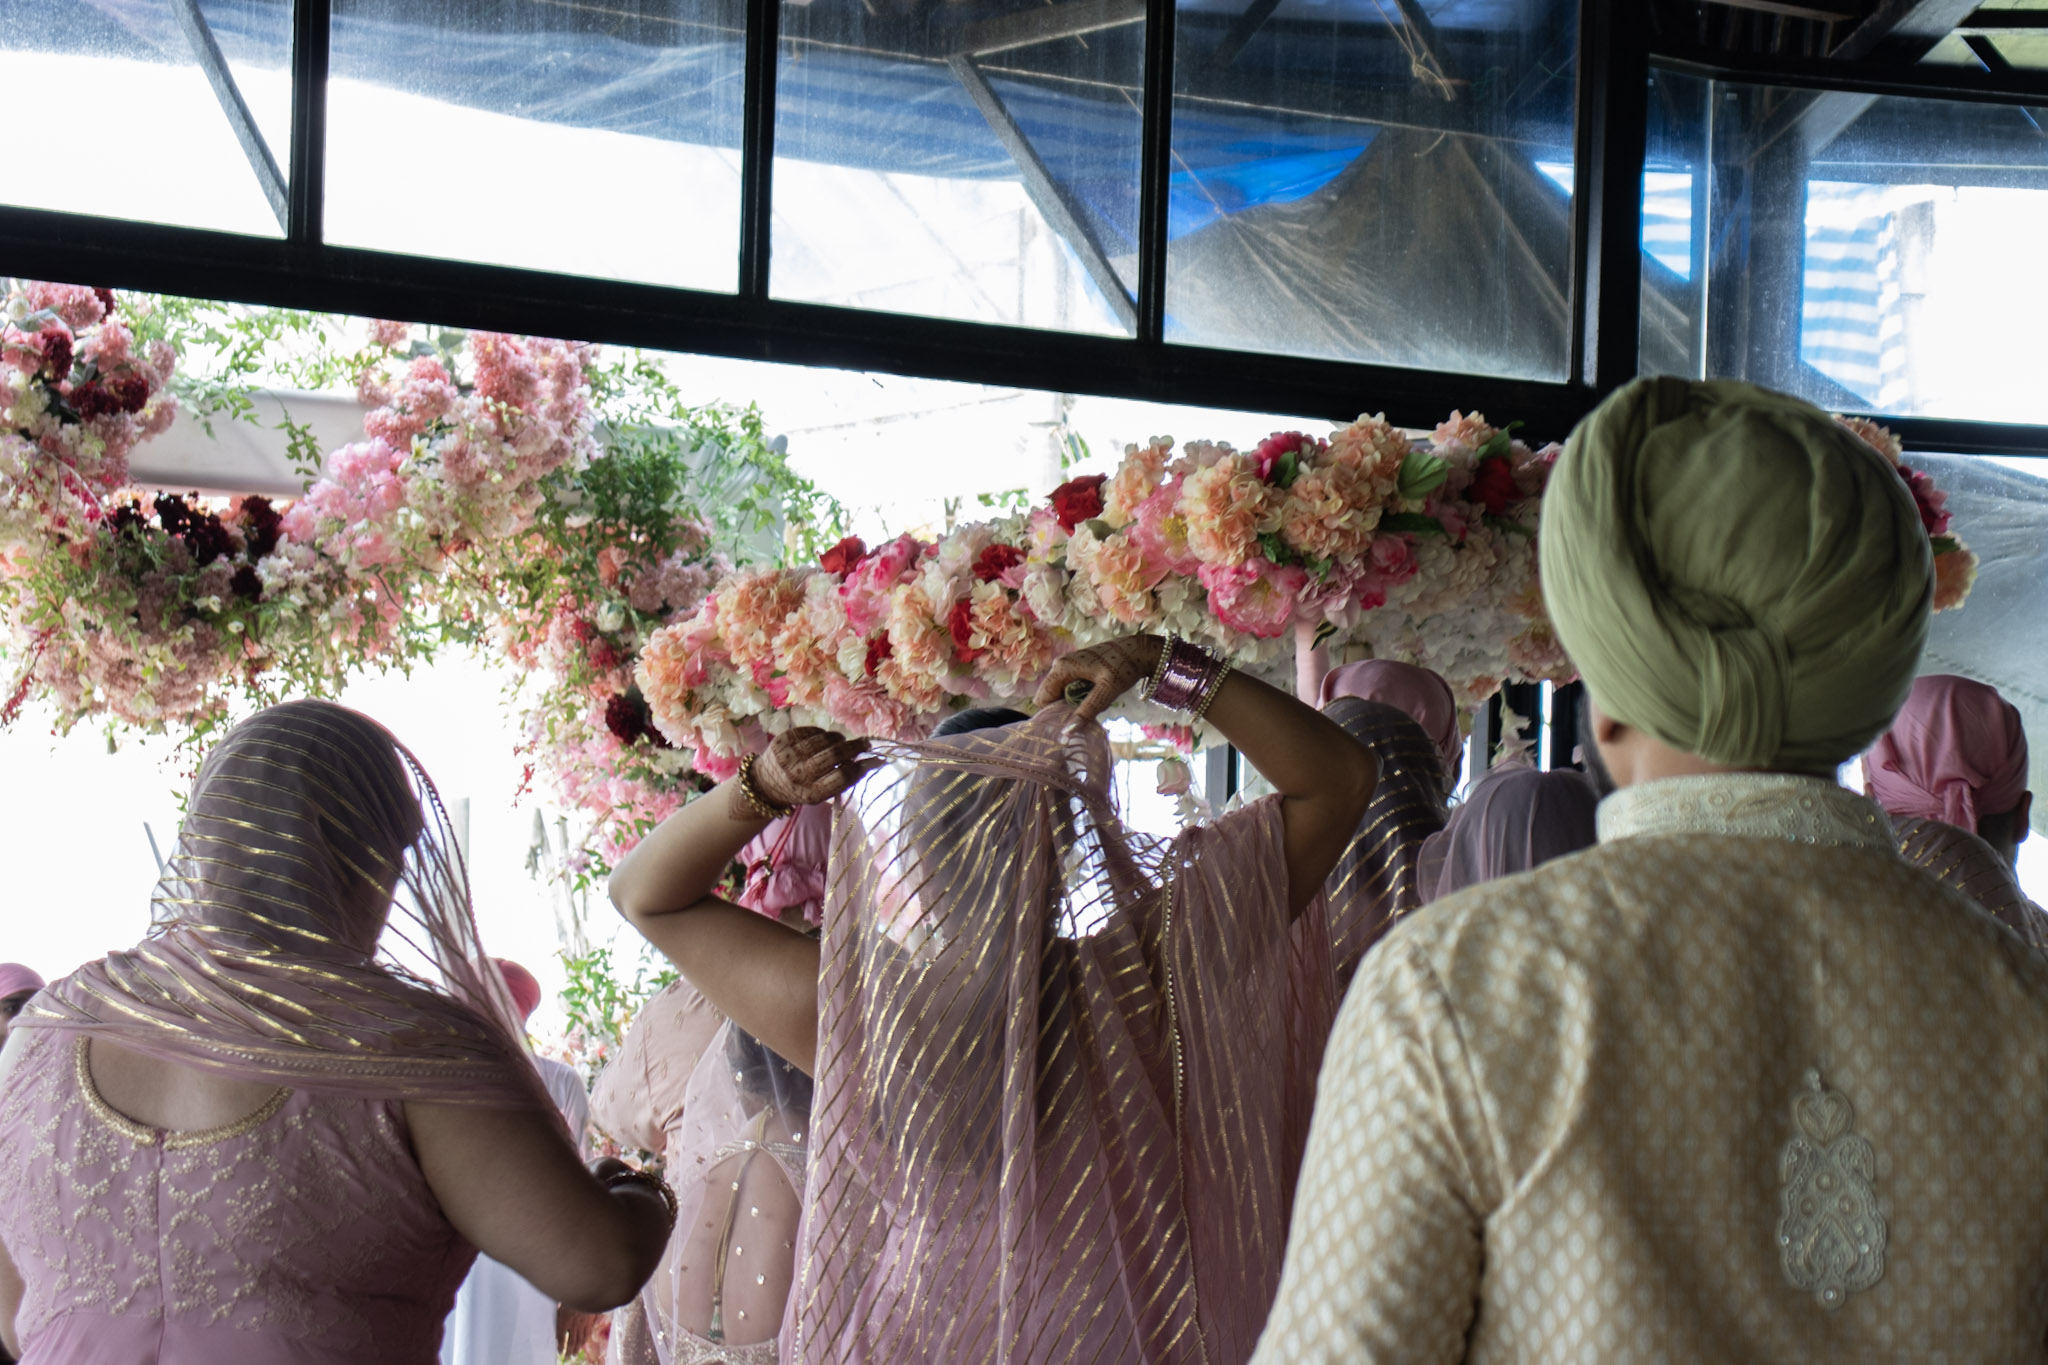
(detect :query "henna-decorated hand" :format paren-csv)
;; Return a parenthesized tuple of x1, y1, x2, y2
(1032, 634, 1164, 723)
(750, 727, 876, 810)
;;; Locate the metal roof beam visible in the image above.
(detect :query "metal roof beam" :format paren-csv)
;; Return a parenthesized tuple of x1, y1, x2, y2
(947, 55, 1140, 332)
(172, 0, 287, 231)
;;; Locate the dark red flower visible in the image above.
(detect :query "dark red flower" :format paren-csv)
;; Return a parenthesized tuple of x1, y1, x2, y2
(230, 566, 263, 601)
(93, 288, 117, 316)
(571, 618, 596, 644)
(864, 633, 892, 676)
(239, 496, 281, 560)
(183, 512, 235, 567)
(41, 332, 73, 385)
(589, 640, 622, 672)
(1469, 456, 1518, 518)
(605, 691, 651, 746)
(819, 535, 868, 576)
(68, 380, 114, 419)
(1897, 463, 1951, 537)
(1049, 474, 1107, 533)
(972, 543, 1024, 582)
(108, 372, 150, 414)
(947, 598, 983, 662)
(108, 500, 147, 537)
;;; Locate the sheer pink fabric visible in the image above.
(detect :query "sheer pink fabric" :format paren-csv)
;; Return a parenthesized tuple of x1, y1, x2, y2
(0, 1025, 475, 1363)
(16, 700, 544, 1108)
(787, 706, 1335, 1365)
(1319, 660, 1464, 789)
(1418, 761, 1601, 904)
(737, 804, 833, 927)
(594, 984, 810, 1365)
(1864, 674, 2030, 831)
(1894, 816, 2048, 951)
(1320, 698, 1448, 987)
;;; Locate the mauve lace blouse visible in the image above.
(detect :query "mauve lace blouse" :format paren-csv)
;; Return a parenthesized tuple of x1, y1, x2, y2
(0, 1025, 476, 1363)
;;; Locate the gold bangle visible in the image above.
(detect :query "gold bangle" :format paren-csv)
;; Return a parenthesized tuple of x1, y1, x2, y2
(736, 754, 794, 821)
(603, 1167, 679, 1234)
(1143, 633, 1176, 702)
(1191, 662, 1232, 722)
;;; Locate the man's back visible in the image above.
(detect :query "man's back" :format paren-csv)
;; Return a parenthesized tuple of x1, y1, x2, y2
(1256, 774, 2048, 1363)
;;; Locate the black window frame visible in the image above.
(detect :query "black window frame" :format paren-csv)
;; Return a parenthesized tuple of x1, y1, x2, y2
(0, 0, 2043, 453)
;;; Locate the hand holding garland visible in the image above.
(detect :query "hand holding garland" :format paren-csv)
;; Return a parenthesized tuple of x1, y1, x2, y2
(609, 726, 873, 1074)
(1036, 633, 1378, 916)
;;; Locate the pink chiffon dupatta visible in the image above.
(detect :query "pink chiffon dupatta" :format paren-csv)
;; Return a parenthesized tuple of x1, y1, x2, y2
(787, 707, 1334, 1365)
(17, 700, 544, 1109)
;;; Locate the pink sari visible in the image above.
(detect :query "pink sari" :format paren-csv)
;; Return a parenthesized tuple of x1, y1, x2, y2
(786, 707, 1334, 1365)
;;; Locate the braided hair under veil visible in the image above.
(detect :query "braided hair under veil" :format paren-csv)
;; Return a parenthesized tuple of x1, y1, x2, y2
(788, 704, 1334, 1365)
(17, 700, 547, 1108)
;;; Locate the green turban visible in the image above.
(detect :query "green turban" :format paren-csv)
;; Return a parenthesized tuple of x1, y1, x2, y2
(1539, 377, 1932, 774)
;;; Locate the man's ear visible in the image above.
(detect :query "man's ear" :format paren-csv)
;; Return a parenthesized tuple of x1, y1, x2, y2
(1591, 705, 1626, 748)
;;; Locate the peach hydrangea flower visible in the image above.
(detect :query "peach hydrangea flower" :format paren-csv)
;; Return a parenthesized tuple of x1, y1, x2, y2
(1103, 438, 1174, 528)
(1933, 543, 1978, 612)
(1179, 453, 1275, 567)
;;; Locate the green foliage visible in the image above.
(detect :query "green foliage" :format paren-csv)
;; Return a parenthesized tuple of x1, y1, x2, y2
(558, 943, 678, 1059)
(1396, 449, 1452, 502)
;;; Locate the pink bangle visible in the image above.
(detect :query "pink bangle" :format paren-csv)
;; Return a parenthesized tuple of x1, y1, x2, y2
(1148, 636, 1226, 714)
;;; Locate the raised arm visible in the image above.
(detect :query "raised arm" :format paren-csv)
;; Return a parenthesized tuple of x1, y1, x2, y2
(608, 728, 873, 1075)
(1035, 634, 1376, 914)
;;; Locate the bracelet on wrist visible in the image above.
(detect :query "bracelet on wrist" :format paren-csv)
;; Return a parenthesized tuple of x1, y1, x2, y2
(602, 1167, 679, 1234)
(1147, 636, 1229, 715)
(736, 753, 795, 821)
(1143, 633, 1175, 702)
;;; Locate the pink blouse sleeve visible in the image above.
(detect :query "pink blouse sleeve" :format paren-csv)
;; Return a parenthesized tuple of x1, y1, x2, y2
(589, 980, 725, 1153)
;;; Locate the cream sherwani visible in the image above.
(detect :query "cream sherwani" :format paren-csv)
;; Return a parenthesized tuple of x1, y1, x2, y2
(1252, 773, 2048, 1363)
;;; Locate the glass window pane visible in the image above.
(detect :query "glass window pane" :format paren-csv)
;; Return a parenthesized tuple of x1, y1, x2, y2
(1643, 70, 2048, 425)
(769, 1, 1141, 335)
(1166, 0, 1580, 380)
(0, 0, 290, 236)
(325, 0, 742, 291)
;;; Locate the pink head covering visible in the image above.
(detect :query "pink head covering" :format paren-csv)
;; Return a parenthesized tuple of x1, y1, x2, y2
(1320, 660, 1464, 788)
(18, 700, 546, 1108)
(0, 964, 42, 1000)
(1863, 674, 2030, 831)
(735, 801, 832, 926)
(1419, 762, 1600, 904)
(792, 706, 1332, 1364)
(495, 959, 543, 1022)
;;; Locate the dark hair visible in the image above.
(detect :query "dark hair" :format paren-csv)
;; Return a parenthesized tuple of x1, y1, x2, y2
(725, 1023, 815, 1117)
(931, 706, 1030, 738)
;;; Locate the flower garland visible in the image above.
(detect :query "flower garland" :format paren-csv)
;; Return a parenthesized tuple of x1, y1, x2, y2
(0, 280, 1984, 849)
(0, 286, 836, 872)
(636, 411, 1976, 769)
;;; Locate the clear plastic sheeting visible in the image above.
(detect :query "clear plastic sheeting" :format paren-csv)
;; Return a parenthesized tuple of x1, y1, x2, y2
(1913, 454, 2048, 832)
(1641, 71, 2048, 426)
(1165, 0, 1581, 380)
(325, 0, 745, 290)
(0, 0, 291, 236)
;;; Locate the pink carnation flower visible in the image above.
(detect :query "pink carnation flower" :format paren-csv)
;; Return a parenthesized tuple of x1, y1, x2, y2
(841, 534, 926, 636)
(1198, 558, 1306, 639)
(368, 319, 411, 350)
(24, 283, 107, 332)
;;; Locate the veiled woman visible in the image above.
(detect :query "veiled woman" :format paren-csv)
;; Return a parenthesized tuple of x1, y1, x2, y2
(1315, 660, 1465, 985)
(609, 632, 1376, 1364)
(0, 701, 673, 1364)
(591, 805, 831, 1365)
